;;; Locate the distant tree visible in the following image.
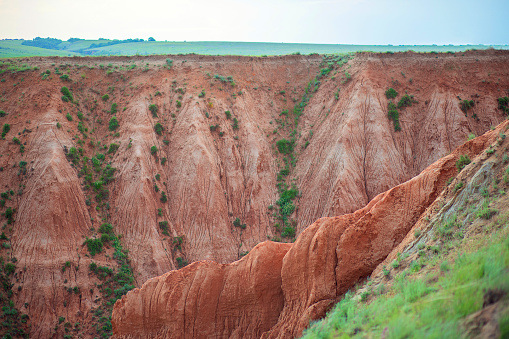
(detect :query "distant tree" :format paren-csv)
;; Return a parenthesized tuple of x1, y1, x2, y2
(148, 37, 156, 42)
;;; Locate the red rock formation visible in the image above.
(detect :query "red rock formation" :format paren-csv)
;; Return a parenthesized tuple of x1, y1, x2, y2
(112, 121, 507, 338)
(112, 241, 291, 338)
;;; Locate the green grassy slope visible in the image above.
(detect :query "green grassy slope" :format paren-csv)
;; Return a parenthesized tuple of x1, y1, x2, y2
(1, 39, 508, 58)
(0, 40, 77, 58)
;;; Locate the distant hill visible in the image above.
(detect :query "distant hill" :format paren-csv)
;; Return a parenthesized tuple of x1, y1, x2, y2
(0, 37, 507, 58)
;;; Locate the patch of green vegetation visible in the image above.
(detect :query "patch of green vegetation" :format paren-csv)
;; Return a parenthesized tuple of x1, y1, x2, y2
(276, 138, 294, 154)
(107, 143, 119, 154)
(154, 123, 164, 135)
(2, 123, 10, 139)
(397, 94, 417, 108)
(460, 99, 475, 114)
(108, 117, 119, 131)
(60, 86, 73, 103)
(149, 104, 158, 117)
(385, 87, 398, 99)
(110, 103, 118, 114)
(456, 154, 471, 172)
(498, 96, 509, 115)
(387, 101, 401, 131)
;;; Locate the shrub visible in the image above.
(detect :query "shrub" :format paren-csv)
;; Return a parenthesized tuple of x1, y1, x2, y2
(102, 94, 109, 102)
(232, 118, 239, 130)
(0, 110, 7, 117)
(1, 123, 10, 138)
(108, 143, 119, 154)
(209, 124, 219, 132)
(397, 94, 416, 108)
(66, 113, 72, 121)
(281, 226, 296, 238)
(108, 117, 119, 131)
(276, 138, 294, 154)
(460, 100, 474, 114)
(166, 59, 173, 68)
(160, 191, 167, 203)
(225, 110, 231, 119)
(176, 100, 181, 108)
(149, 104, 158, 117)
(84, 238, 103, 256)
(154, 123, 164, 135)
(4, 263, 15, 275)
(59, 74, 70, 81)
(198, 90, 206, 98)
(161, 157, 167, 165)
(61, 87, 73, 102)
(176, 257, 187, 268)
(456, 154, 471, 171)
(497, 96, 509, 114)
(387, 101, 401, 131)
(110, 103, 118, 114)
(150, 145, 158, 155)
(385, 88, 398, 99)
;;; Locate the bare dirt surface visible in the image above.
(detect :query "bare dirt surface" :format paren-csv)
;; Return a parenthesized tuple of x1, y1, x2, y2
(0, 50, 508, 337)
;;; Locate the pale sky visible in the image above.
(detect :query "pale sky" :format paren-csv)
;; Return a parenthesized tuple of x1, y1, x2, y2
(1, 0, 508, 45)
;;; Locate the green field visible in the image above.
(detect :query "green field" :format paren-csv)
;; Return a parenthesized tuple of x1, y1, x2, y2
(1, 39, 508, 58)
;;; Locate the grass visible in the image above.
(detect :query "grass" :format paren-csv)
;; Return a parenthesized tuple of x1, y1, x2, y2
(302, 221, 509, 339)
(0, 40, 508, 58)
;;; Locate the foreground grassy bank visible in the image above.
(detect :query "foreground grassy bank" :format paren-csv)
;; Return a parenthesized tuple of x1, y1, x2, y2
(303, 158, 509, 338)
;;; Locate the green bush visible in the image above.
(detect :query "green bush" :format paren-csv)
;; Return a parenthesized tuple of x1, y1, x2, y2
(456, 155, 471, 172)
(276, 138, 294, 154)
(59, 74, 70, 81)
(232, 118, 239, 130)
(154, 123, 164, 135)
(149, 104, 158, 117)
(460, 100, 474, 114)
(110, 102, 118, 114)
(84, 238, 103, 256)
(176, 100, 181, 108)
(102, 94, 109, 102)
(0, 110, 7, 117)
(1, 123, 10, 138)
(61, 86, 73, 102)
(150, 145, 158, 155)
(281, 226, 296, 238)
(108, 117, 119, 131)
(166, 59, 173, 68)
(108, 143, 119, 154)
(198, 90, 206, 98)
(397, 94, 416, 108)
(385, 88, 398, 99)
(66, 113, 72, 121)
(225, 110, 231, 119)
(160, 191, 167, 203)
(497, 97, 509, 115)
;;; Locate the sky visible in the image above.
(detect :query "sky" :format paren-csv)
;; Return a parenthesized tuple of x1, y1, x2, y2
(0, 0, 508, 45)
